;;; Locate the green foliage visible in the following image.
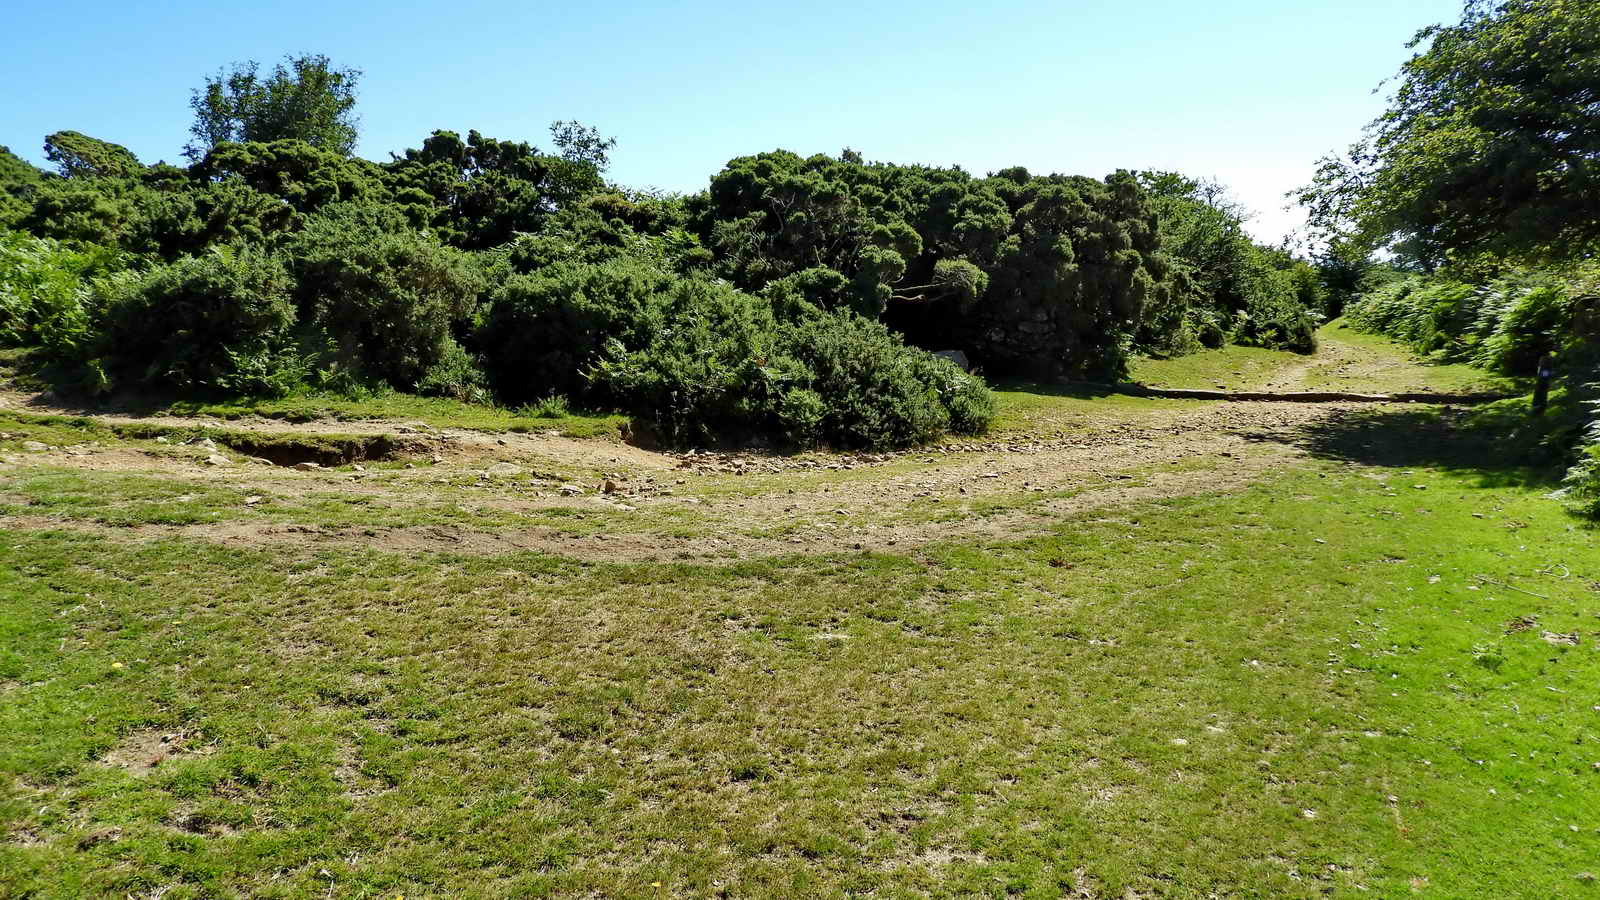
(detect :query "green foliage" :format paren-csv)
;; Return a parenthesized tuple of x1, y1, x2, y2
(41, 131, 143, 179)
(0, 146, 46, 228)
(1345, 262, 1600, 518)
(185, 54, 362, 162)
(287, 204, 484, 390)
(518, 394, 572, 419)
(193, 139, 384, 214)
(548, 120, 616, 171)
(413, 338, 490, 404)
(98, 247, 297, 389)
(1300, 0, 1600, 267)
(213, 341, 315, 399)
(698, 152, 1186, 379)
(978, 169, 1171, 378)
(384, 128, 608, 249)
(0, 231, 124, 356)
(476, 256, 675, 404)
(1563, 419, 1600, 518)
(1, 65, 1325, 446)
(1347, 267, 1586, 375)
(594, 282, 992, 449)
(1137, 171, 1318, 355)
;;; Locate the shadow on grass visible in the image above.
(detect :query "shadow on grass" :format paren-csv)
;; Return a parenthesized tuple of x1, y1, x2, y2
(990, 379, 1120, 400)
(1257, 400, 1582, 491)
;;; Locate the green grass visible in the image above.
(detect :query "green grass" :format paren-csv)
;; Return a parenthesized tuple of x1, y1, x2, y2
(0, 348, 626, 439)
(2, 329, 1593, 897)
(987, 382, 1193, 435)
(160, 391, 628, 439)
(1128, 344, 1297, 390)
(1309, 319, 1528, 394)
(3, 429, 1597, 897)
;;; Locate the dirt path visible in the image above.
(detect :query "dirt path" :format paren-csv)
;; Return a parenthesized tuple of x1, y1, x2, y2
(0, 331, 1471, 560)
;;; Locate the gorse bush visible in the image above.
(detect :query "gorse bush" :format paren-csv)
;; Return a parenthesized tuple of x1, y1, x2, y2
(289, 204, 484, 390)
(99, 246, 297, 389)
(476, 256, 674, 405)
(593, 279, 994, 449)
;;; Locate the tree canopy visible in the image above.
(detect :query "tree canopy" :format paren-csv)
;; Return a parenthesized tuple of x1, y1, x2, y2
(185, 54, 362, 162)
(1300, 0, 1600, 269)
(42, 131, 143, 179)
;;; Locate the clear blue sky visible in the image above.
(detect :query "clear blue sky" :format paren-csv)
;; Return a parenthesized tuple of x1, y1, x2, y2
(4, 0, 1462, 244)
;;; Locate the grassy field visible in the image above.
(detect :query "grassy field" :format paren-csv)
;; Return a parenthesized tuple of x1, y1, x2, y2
(1128, 321, 1526, 395)
(2, 328, 1596, 898)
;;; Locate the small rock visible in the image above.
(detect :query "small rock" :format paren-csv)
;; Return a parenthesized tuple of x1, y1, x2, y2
(22, 440, 48, 452)
(244, 496, 263, 505)
(294, 461, 322, 471)
(155, 436, 169, 444)
(559, 484, 585, 496)
(352, 464, 365, 472)
(204, 454, 231, 467)
(200, 438, 217, 450)
(488, 462, 522, 477)
(430, 455, 444, 464)
(496, 438, 508, 446)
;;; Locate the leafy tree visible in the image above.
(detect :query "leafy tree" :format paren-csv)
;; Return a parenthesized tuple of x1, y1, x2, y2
(42, 131, 143, 179)
(1139, 171, 1318, 353)
(185, 55, 361, 162)
(1300, 0, 1600, 267)
(384, 128, 607, 249)
(549, 120, 616, 171)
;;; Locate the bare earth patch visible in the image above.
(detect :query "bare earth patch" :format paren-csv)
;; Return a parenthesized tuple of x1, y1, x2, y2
(98, 729, 203, 777)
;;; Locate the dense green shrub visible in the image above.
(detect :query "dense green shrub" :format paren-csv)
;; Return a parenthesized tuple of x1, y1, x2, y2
(4, 79, 1327, 449)
(1564, 415, 1600, 519)
(414, 339, 491, 403)
(288, 204, 484, 389)
(1347, 268, 1582, 375)
(98, 247, 297, 389)
(593, 279, 993, 449)
(476, 257, 674, 404)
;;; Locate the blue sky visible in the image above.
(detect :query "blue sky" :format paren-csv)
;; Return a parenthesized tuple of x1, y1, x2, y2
(4, 0, 1462, 244)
